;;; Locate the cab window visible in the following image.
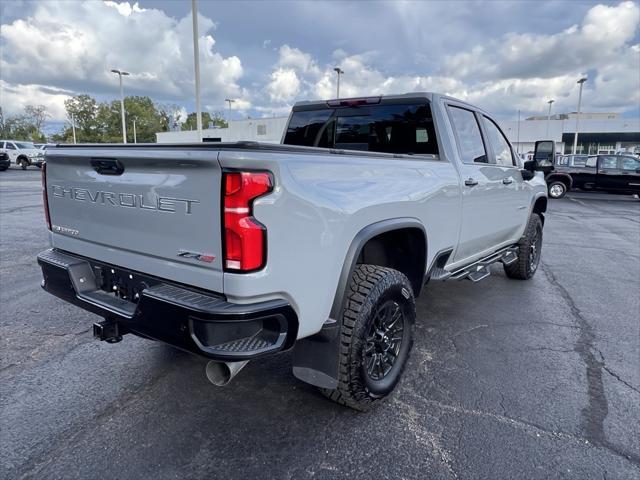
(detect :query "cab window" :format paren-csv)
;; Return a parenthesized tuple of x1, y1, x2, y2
(586, 156, 598, 168)
(6, 142, 16, 150)
(621, 157, 640, 171)
(447, 106, 487, 163)
(284, 103, 439, 155)
(600, 156, 619, 170)
(483, 116, 515, 166)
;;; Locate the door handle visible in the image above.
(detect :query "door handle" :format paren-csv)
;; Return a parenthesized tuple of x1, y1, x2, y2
(464, 178, 478, 187)
(502, 178, 513, 185)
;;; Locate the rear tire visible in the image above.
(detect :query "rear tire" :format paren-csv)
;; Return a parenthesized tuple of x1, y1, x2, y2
(320, 264, 415, 411)
(504, 214, 543, 280)
(548, 181, 567, 199)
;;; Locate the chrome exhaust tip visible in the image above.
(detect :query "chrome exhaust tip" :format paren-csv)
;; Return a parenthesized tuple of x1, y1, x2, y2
(205, 360, 249, 386)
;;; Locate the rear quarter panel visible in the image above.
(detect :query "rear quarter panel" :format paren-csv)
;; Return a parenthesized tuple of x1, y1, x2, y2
(219, 150, 461, 338)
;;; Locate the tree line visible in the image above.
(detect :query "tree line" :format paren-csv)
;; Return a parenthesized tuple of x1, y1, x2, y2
(0, 94, 228, 144)
(0, 106, 49, 143)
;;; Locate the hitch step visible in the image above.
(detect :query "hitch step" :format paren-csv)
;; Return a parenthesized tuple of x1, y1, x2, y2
(93, 320, 123, 343)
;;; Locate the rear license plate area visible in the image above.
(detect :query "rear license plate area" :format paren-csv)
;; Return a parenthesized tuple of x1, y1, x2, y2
(93, 264, 156, 305)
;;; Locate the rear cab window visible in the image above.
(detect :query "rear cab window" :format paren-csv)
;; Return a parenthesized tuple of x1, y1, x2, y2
(283, 100, 439, 155)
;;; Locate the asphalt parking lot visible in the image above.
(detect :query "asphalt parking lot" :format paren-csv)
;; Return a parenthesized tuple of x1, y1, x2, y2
(1, 166, 639, 480)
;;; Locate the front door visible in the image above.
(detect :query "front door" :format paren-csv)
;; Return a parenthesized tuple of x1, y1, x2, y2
(446, 104, 519, 263)
(616, 156, 640, 193)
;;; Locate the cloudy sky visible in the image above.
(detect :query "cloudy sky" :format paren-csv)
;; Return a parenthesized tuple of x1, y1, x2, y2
(1, 0, 639, 131)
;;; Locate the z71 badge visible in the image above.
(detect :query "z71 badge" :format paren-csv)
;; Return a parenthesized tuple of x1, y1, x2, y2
(177, 250, 216, 263)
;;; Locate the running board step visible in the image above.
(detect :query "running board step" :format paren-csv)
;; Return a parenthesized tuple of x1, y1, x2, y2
(429, 266, 452, 281)
(467, 266, 490, 282)
(449, 246, 519, 282)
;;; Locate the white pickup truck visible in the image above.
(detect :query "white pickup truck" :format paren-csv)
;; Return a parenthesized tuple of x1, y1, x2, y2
(38, 93, 551, 410)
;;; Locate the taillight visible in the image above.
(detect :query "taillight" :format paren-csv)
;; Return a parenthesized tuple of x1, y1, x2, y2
(42, 162, 51, 230)
(223, 171, 273, 272)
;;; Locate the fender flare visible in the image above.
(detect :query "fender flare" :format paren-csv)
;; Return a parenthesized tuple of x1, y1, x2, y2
(292, 217, 427, 389)
(545, 172, 573, 189)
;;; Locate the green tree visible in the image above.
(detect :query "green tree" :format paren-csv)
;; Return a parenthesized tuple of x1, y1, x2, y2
(0, 106, 48, 142)
(53, 94, 173, 143)
(182, 111, 227, 131)
(63, 94, 101, 142)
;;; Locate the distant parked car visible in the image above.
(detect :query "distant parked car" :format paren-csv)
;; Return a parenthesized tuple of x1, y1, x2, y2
(0, 140, 45, 169)
(545, 154, 640, 199)
(0, 152, 10, 171)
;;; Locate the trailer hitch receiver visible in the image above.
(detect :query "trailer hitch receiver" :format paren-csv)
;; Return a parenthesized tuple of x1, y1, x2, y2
(93, 320, 123, 343)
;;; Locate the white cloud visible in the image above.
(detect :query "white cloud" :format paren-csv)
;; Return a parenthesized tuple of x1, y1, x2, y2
(0, 1, 248, 119)
(0, 80, 72, 120)
(443, 1, 639, 81)
(258, 1, 639, 119)
(266, 68, 301, 103)
(1, 0, 638, 126)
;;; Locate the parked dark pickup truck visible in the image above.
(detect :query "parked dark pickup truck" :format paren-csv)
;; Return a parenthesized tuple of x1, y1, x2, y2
(545, 154, 640, 199)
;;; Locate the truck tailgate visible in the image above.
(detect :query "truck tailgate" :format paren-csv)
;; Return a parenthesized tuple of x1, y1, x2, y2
(45, 148, 224, 292)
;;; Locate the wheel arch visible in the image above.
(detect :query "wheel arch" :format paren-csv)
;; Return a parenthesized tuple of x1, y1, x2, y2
(546, 173, 573, 189)
(531, 194, 547, 226)
(329, 218, 427, 320)
(292, 217, 427, 389)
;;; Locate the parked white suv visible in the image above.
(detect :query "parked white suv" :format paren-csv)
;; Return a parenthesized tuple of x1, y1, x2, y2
(0, 140, 45, 169)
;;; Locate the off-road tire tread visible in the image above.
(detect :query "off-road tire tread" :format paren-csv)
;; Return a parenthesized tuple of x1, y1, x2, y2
(504, 213, 542, 280)
(320, 264, 415, 411)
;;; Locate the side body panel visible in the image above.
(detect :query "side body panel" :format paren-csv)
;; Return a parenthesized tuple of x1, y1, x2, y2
(219, 150, 461, 338)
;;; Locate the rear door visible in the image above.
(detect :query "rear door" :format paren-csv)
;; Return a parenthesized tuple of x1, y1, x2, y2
(446, 104, 516, 262)
(45, 147, 224, 292)
(596, 155, 623, 191)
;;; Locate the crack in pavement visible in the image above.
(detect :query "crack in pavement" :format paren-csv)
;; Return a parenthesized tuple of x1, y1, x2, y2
(406, 391, 640, 470)
(0, 204, 42, 215)
(599, 360, 640, 396)
(541, 262, 640, 467)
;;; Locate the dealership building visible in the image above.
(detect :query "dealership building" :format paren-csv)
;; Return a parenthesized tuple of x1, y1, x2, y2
(156, 111, 640, 156)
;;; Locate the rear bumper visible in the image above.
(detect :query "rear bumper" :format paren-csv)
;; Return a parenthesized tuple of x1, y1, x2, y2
(37, 249, 298, 361)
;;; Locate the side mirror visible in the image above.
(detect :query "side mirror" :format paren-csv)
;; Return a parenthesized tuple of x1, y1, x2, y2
(520, 168, 535, 181)
(524, 140, 556, 174)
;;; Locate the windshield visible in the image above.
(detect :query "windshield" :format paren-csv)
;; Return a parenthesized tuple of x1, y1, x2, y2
(283, 103, 439, 155)
(16, 142, 36, 149)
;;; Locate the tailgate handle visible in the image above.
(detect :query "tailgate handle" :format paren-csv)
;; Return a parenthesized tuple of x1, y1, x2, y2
(91, 158, 124, 175)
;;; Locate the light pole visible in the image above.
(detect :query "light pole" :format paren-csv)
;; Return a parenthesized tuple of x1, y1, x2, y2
(225, 98, 235, 120)
(333, 67, 344, 98)
(111, 69, 130, 143)
(191, 0, 203, 141)
(573, 76, 587, 154)
(69, 113, 77, 144)
(516, 110, 521, 154)
(546, 99, 554, 137)
(132, 118, 137, 144)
